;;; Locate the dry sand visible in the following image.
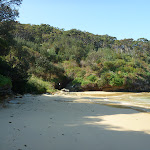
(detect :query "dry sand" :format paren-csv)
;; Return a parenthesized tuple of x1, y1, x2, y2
(0, 92, 150, 150)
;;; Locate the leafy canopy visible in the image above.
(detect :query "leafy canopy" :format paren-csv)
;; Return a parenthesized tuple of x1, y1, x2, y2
(0, 0, 22, 21)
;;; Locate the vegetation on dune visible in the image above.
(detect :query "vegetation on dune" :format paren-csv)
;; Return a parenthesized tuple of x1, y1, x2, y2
(1, 0, 150, 95)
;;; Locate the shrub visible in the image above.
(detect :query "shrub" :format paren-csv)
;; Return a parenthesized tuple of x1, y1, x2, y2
(103, 61, 115, 71)
(76, 70, 86, 78)
(114, 59, 126, 68)
(0, 74, 12, 88)
(72, 77, 83, 85)
(97, 73, 109, 88)
(25, 76, 56, 94)
(109, 73, 124, 86)
(122, 66, 135, 73)
(86, 75, 97, 82)
(81, 80, 91, 86)
(98, 72, 124, 87)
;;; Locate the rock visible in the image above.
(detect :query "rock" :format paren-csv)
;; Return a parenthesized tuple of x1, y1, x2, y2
(65, 82, 82, 92)
(15, 94, 23, 98)
(61, 88, 69, 92)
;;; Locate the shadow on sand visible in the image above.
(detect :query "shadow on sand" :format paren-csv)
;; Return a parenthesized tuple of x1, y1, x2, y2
(0, 94, 150, 150)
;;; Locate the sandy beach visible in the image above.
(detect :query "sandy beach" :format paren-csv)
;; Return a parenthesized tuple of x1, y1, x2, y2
(0, 92, 150, 150)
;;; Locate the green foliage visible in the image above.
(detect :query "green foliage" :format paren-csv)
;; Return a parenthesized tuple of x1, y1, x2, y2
(0, 74, 12, 88)
(86, 75, 97, 82)
(103, 61, 116, 71)
(25, 76, 56, 94)
(72, 74, 98, 89)
(0, 0, 22, 22)
(76, 70, 86, 78)
(109, 73, 124, 86)
(97, 73, 111, 87)
(114, 59, 126, 68)
(72, 77, 83, 85)
(81, 80, 93, 87)
(1, 19, 150, 93)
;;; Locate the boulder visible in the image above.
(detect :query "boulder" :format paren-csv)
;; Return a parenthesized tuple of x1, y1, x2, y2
(61, 88, 70, 92)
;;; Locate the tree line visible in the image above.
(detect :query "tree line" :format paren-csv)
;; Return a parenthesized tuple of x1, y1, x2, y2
(1, 0, 150, 94)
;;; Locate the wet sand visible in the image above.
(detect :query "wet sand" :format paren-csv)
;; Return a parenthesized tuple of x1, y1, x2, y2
(0, 92, 150, 150)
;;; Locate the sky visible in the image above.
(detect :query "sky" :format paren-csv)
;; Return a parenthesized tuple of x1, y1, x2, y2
(17, 0, 150, 40)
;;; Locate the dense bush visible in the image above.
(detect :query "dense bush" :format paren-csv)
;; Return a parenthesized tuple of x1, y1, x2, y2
(0, 74, 12, 88)
(25, 76, 56, 94)
(109, 73, 124, 86)
(1, 21, 150, 93)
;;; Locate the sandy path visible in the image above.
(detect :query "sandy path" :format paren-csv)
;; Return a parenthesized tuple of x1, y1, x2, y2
(0, 93, 150, 150)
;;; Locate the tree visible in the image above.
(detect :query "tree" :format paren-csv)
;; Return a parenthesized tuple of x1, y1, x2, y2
(0, 0, 22, 22)
(0, 0, 22, 55)
(0, 20, 15, 55)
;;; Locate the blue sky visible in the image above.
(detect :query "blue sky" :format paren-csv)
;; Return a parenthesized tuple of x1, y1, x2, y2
(17, 0, 150, 40)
